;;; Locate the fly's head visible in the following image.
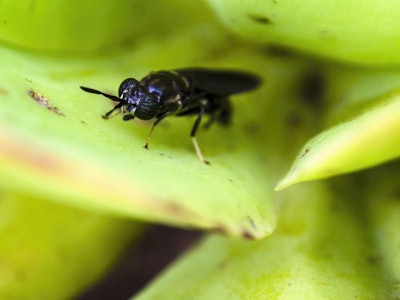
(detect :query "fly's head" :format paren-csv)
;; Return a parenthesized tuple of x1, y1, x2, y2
(118, 78, 160, 121)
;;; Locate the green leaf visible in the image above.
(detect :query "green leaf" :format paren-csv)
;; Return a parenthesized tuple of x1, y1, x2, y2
(0, 190, 141, 299)
(0, 0, 210, 52)
(134, 166, 400, 299)
(276, 92, 400, 190)
(364, 163, 400, 287)
(205, 0, 400, 65)
(276, 69, 400, 190)
(0, 20, 318, 238)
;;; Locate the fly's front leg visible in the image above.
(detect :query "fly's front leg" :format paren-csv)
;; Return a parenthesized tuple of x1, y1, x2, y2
(144, 111, 171, 150)
(190, 105, 210, 165)
(102, 102, 124, 119)
(144, 100, 182, 149)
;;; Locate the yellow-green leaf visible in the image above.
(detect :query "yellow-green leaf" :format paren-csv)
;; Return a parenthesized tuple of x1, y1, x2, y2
(0, 190, 141, 299)
(0, 0, 210, 53)
(276, 89, 400, 190)
(0, 17, 318, 238)
(134, 169, 400, 299)
(206, 0, 400, 65)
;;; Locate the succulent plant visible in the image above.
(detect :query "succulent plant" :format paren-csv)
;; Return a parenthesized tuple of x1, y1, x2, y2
(0, 0, 399, 299)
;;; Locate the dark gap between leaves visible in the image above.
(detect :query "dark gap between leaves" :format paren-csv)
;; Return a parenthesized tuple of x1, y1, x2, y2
(75, 225, 202, 300)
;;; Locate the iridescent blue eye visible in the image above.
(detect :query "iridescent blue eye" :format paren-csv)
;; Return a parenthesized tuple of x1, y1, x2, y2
(118, 78, 140, 97)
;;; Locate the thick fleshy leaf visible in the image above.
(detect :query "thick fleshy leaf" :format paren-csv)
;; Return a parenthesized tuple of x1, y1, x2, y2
(277, 61, 400, 189)
(0, 20, 318, 238)
(0, 190, 141, 299)
(206, 0, 400, 65)
(364, 163, 400, 287)
(276, 72, 400, 190)
(134, 165, 400, 299)
(0, 0, 209, 53)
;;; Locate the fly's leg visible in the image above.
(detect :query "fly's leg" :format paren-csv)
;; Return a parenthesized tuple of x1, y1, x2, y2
(203, 97, 231, 129)
(102, 102, 124, 119)
(191, 106, 210, 165)
(144, 111, 171, 150)
(203, 111, 218, 129)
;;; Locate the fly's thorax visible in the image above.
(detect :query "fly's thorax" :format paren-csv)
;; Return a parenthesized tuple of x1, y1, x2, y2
(141, 70, 190, 104)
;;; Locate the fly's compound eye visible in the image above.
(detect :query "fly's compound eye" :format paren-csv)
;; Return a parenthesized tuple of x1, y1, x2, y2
(134, 94, 160, 120)
(118, 78, 141, 98)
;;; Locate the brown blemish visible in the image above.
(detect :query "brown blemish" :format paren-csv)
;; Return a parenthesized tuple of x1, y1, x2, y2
(300, 148, 310, 158)
(218, 260, 228, 269)
(242, 230, 256, 240)
(27, 88, 64, 116)
(158, 201, 201, 221)
(247, 14, 272, 25)
(0, 87, 9, 96)
(212, 224, 230, 236)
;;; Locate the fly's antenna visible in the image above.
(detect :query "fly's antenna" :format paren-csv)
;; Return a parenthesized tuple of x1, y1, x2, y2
(80, 86, 124, 119)
(80, 86, 121, 102)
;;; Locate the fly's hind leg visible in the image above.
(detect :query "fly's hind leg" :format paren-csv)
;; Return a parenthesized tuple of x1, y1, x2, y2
(203, 96, 231, 129)
(190, 106, 210, 165)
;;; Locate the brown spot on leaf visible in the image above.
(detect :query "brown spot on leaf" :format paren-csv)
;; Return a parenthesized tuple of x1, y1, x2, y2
(300, 148, 310, 158)
(159, 201, 200, 220)
(218, 260, 228, 269)
(27, 88, 64, 116)
(247, 14, 272, 25)
(242, 230, 256, 240)
(0, 87, 9, 95)
(212, 224, 230, 236)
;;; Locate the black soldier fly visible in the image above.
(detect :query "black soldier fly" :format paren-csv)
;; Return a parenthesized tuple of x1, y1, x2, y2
(80, 68, 260, 164)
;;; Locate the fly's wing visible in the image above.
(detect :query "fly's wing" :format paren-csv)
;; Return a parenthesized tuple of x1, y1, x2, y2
(175, 68, 261, 96)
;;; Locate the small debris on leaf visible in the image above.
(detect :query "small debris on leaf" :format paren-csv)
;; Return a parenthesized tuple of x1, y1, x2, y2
(27, 88, 64, 116)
